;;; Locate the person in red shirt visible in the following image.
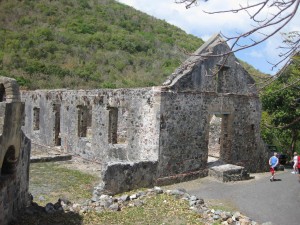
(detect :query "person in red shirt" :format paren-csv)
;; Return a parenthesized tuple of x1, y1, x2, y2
(297, 155, 300, 183)
(269, 152, 279, 182)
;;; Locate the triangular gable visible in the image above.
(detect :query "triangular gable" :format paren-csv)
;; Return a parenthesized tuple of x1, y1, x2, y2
(162, 34, 257, 95)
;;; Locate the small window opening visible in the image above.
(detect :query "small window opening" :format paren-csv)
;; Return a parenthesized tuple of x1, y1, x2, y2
(77, 105, 92, 138)
(108, 107, 118, 144)
(107, 107, 128, 144)
(33, 107, 40, 130)
(21, 105, 25, 127)
(53, 104, 61, 146)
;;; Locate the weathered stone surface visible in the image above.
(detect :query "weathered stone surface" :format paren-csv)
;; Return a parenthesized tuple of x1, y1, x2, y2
(119, 194, 129, 202)
(99, 161, 158, 195)
(0, 77, 31, 225)
(209, 164, 250, 182)
(20, 34, 269, 195)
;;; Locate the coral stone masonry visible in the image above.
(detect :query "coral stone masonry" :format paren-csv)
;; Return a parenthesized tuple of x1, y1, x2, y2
(21, 34, 268, 195)
(0, 77, 31, 225)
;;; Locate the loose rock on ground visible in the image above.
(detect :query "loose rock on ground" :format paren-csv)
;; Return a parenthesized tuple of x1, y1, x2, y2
(20, 186, 274, 225)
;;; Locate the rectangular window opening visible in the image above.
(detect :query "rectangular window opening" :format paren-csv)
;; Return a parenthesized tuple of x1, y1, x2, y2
(108, 107, 118, 144)
(77, 105, 92, 138)
(53, 104, 61, 146)
(33, 107, 40, 130)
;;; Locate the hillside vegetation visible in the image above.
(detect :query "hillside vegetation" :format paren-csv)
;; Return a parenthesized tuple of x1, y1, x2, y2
(239, 61, 270, 84)
(0, 0, 268, 90)
(0, 0, 204, 89)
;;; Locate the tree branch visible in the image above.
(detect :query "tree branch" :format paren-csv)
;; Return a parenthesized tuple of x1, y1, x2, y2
(175, 0, 300, 75)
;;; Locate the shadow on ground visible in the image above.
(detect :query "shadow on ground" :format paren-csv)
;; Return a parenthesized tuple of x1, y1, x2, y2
(271, 178, 282, 182)
(10, 211, 83, 225)
(9, 203, 83, 225)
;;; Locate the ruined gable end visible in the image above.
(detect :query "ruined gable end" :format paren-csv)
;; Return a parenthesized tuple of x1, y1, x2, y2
(163, 34, 258, 95)
(156, 34, 268, 184)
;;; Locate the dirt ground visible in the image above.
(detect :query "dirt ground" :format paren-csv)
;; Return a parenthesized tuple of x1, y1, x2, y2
(31, 147, 102, 177)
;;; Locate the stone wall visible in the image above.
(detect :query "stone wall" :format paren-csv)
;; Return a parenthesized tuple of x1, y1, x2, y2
(158, 34, 268, 178)
(22, 87, 161, 166)
(97, 161, 158, 195)
(0, 77, 31, 225)
(21, 34, 268, 195)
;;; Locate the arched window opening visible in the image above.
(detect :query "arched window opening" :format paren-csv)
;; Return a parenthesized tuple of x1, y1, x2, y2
(1, 146, 18, 175)
(0, 83, 6, 102)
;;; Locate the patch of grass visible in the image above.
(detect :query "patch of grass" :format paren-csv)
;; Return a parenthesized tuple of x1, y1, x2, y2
(13, 194, 205, 225)
(28, 162, 205, 224)
(206, 199, 238, 212)
(83, 194, 203, 225)
(29, 162, 98, 205)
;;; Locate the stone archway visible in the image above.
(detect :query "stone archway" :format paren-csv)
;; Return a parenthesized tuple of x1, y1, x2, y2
(1, 146, 18, 175)
(0, 77, 20, 103)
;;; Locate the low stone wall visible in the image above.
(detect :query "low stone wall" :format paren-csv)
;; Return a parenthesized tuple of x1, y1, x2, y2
(95, 161, 158, 195)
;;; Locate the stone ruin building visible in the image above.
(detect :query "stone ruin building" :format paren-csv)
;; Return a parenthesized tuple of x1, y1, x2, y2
(21, 34, 268, 195)
(0, 77, 31, 225)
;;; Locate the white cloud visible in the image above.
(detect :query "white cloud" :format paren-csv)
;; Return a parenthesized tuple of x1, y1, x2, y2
(117, 0, 300, 73)
(248, 50, 264, 58)
(117, 0, 251, 35)
(200, 34, 211, 42)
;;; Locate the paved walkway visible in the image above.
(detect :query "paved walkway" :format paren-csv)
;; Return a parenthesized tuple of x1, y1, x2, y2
(166, 168, 300, 225)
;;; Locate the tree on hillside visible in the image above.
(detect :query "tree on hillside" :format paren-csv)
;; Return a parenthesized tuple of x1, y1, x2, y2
(176, 0, 300, 69)
(0, 0, 204, 90)
(261, 56, 300, 155)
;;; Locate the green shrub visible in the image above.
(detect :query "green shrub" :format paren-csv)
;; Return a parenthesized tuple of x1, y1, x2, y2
(0, 0, 206, 89)
(101, 81, 116, 89)
(15, 76, 31, 87)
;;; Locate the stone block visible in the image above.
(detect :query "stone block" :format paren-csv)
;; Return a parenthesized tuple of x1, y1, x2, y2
(208, 164, 250, 182)
(100, 161, 158, 195)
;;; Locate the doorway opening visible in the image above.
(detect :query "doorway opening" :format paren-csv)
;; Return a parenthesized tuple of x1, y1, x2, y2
(207, 113, 232, 166)
(208, 114, 222, 158)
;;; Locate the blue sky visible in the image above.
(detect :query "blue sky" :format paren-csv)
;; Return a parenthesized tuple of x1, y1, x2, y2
(117, 0, 300, 75)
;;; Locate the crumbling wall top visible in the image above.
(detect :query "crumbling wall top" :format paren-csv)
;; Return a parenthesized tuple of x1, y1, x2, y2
(162, 34, 257, 96)
(162, 34, 223, 87)
(0, 76, 20, 103)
